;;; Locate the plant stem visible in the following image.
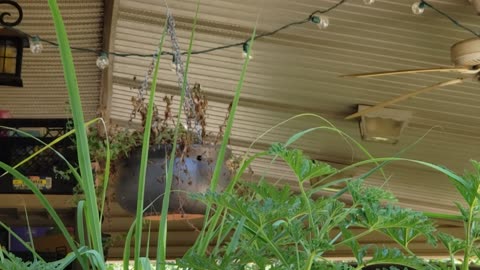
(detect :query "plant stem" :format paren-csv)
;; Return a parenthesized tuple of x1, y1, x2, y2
(48, 0, 101, 266)
(156, 4, 200, 270)
(298, 179, 318, 239)
(294, 242, 301, 270)
(463, 204, 475, 270)
(305, 251, 316, 270)
(195, 19, 258, 256)
(449, 252, 456, 270)
(334, 228, 374, 247)
(133, 25, 167, 270)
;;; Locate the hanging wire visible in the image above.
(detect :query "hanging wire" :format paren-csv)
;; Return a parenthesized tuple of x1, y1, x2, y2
(3, 0, 479, 59)
(420, 0, 480, 38)
(3, 0, 349, 58)
(188, 0, 348, 55)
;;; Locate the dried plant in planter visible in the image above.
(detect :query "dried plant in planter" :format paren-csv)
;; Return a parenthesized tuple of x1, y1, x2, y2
(88, 81, 233, 222)
(115, 85, 234, 221)
(101, 14, 236, 220)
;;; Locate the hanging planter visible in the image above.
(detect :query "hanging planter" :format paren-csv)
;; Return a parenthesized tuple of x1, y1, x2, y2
(115, 144, 232, 220)
(109, 13, 234, 221)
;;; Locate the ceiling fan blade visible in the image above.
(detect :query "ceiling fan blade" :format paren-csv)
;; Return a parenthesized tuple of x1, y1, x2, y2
(341, 67, 474, 78)
(345, 78, 464, 120)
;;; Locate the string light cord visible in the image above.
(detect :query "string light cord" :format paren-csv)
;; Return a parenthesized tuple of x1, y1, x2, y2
(6, 0, 480, 61)
(200, 0, 348, 55)
(5, 0, 348, 59)
(420, 0, 480, 38)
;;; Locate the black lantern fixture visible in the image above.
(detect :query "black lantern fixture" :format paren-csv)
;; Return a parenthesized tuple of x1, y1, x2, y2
(0, 0, 28, 87)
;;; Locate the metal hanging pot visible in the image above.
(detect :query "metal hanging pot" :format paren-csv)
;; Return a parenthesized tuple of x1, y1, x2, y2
(115, 144, 232, 219)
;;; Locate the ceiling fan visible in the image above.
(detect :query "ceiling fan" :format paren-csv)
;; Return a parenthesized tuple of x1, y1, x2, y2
(341, 37, 480, 120)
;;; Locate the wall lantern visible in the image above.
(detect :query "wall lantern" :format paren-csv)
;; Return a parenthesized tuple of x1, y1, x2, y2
(357, 105, 413, 144)
(0, 0, 28, 87)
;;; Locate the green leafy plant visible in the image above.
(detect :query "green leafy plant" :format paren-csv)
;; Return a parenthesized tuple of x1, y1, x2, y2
(0, 249, 78, 270)
(178, 142, 439, 270)
(430, 161, 480, 270)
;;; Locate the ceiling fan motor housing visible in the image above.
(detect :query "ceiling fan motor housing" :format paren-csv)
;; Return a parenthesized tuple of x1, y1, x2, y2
(469, 0, 480, 14)
(450, 38, 480, 67)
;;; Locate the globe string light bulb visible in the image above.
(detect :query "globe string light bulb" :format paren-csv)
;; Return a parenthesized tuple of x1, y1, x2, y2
(96, 52, 109, 70)
(412, 1, 425, 15)
(311, 15, 329, 30)
(242, 42, 253, 60)
(30, 35, 43, 54)
(363, 0, 375, 5)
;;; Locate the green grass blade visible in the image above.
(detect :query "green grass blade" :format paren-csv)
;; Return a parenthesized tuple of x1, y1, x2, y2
(225, 216, 246, 256)
(209, 17, 255, 192)
(123, 222, 136, 270)
(88, 250, 106, 268)
(77, 200, 86, 247)
(424, 212, 463, 221)
(145, 220, 151, 257)
(84, 208, 95, 261)
(195, 15, 258, 256)
(133, 18, 169, 270)
(48, 0, 103, 261)
(194, 151, 267, 248)
(140, 257, 152, 270)
(241, 114, 391, 186)
(97, 119, 111, 226)
(51, 249, 83, 269)
(156, 5, 200, 270)
(341, 157, 466, 188)
(327, 155, 468, 221)
(312, 126, 441, 198)
(22, 205, 36, 262)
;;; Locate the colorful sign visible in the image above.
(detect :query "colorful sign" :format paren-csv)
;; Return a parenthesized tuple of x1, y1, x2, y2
(12, 176, 52, 190)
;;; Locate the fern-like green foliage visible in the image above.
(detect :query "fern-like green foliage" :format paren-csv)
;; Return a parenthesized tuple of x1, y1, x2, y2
(0, 249, 76, 270)
(451, 161, 480, 206)
(180, 143, 437, 270)
(348, 180, 397, 205)
(347, 179, 437, 248)
(269, 143, 336, 182)
(435, 160, 480, 270)
(437, 232, 465, 256)
(311, 261, 356, 270)
(364, 247, 435, 270)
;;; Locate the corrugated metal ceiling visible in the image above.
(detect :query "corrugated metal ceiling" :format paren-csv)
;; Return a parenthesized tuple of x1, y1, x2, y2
(108, 0, 480, 214)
